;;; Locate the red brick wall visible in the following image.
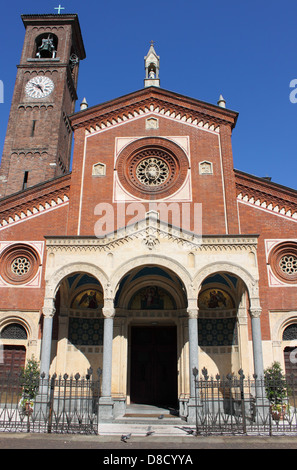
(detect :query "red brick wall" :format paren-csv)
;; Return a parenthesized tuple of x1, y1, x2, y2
(238, 201, 297, 340)
(67, 115, 238, 236)
(0, 204, 69, 313)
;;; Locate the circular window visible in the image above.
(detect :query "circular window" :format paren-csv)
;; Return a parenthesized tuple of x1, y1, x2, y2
(269, 242, 297, 284)
(136, 157, 169, 187)
(116, 137, 189, 200)
(279, 255, 297, 276)
(0, 244, 40, 285)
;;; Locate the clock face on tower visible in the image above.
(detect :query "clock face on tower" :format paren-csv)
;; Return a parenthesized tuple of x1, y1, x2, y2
(25, 76, 54, 99)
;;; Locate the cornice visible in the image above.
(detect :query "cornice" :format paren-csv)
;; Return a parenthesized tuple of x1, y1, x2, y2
(45, 218, 258, 253)
(0, 174, 71, 228)
(69, 87, 238, 132)
(235, 170, 297, 220)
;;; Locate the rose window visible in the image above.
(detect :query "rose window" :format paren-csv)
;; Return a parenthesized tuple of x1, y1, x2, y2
(136, 158, 169, 186)
(0, 244, 40, 284)
(11, 257, 31, 276)
(116, 137, 189, 199)
(279, 255, 297, 276)
(269, 242, 297, 284)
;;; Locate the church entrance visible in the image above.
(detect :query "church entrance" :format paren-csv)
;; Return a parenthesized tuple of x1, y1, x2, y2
(130, 326, 178, 408)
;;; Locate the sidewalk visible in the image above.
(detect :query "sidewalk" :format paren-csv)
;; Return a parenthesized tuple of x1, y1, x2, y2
(0, 432, 297, 449)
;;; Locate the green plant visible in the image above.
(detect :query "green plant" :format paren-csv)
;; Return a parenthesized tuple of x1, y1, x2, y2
(19, 356, 40, 409)
(264, 362, 288, 410)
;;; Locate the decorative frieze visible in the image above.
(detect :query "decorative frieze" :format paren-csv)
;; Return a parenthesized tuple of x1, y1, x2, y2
(82, 101, 221, 136)
(45, 221, 258, 254)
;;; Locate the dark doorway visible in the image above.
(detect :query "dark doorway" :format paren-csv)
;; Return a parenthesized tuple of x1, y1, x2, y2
(130, 326, 178, 408)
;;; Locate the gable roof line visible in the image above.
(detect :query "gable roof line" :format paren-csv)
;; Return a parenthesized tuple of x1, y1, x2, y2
(0, 173, 71, 228)
(69, 87, 238, 130)
(235, 169, 297, 219)
(234, 169, 297, 199)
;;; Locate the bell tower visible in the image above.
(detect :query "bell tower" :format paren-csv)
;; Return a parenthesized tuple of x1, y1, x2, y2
(144, 41, 160, 88)
(0, 14, 86, 198)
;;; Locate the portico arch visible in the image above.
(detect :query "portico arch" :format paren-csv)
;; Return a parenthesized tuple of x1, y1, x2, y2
(110, 254, 192, 301)
(192, 261, 259, 308)
(193, 262, 264, 379)
(110, 261, 189, 412)
(44, 261, 109, 300)
(40, 263, 108, 377)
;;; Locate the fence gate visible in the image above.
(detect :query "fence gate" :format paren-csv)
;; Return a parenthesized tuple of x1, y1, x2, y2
(0, 369, 101, 434)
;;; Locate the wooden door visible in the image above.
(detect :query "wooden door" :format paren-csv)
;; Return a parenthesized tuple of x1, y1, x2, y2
(130, 326, 178, 408)
(0, 345, 26, 378)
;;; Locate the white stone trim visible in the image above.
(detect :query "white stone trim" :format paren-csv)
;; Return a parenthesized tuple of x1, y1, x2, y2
(237, 195, 297, 222)
(84, 110, 220, 137)
(0, 199, 69, 231)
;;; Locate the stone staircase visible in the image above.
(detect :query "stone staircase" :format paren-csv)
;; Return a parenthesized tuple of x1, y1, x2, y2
(98, 404, 193, 437)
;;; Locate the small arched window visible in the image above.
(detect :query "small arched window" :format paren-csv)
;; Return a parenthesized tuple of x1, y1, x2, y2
(1, 323, 27, 340)
(283, 324, 297, 341)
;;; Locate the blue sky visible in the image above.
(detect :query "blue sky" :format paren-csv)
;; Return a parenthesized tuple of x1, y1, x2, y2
(0, 0, 297, 189)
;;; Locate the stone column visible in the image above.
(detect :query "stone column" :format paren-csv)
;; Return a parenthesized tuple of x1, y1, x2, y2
(99, 299, 115, 422)
(40, 298, 56, 377)
(36, 298, 55, 417)
(250, 307, 269, 421)
(187, 300, 199, 423)
(250, 307, 264, 379)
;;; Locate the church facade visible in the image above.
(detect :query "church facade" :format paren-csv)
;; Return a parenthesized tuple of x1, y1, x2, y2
(0, 13, 297, 422)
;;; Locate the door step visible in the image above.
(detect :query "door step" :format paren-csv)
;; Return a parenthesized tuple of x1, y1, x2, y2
(98, 422, 193, 437)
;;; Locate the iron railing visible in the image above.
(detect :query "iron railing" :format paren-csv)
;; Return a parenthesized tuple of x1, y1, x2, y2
(0, 369, 101, 434)
(1, 367, 297, 435)
(193, 367, 297, 436)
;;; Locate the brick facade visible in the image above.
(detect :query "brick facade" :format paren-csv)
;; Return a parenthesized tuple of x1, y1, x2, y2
(0, 13, 297, 419)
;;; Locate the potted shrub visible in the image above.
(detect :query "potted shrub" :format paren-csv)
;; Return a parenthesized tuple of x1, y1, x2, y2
(264, 362, 288, 421)
(19, 356, 40, 416)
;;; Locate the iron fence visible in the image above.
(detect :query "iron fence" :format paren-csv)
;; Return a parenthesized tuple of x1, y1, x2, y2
(0, 369, 101, 434)
(1, 366, 297, 436)
(193, 367, 297, 436)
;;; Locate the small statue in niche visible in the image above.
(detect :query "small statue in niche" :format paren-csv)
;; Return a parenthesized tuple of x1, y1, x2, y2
(149, 67, 156, 79)
(36, 35, 57, 59)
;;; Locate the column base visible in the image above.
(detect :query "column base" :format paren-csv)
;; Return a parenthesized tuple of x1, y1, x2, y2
(186, 397, 200, 424)
(98, 397, 114, 423)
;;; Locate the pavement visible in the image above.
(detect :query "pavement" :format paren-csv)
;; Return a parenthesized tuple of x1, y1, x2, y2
(0, 432, 297, 450)
(1, 404, 297, 452)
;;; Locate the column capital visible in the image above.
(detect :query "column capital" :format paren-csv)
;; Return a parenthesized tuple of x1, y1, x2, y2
(102, 298, 115, 318)
(42, 298, 56, 318)
(187, 298, 198, 319)
(250, 307, 262, 318)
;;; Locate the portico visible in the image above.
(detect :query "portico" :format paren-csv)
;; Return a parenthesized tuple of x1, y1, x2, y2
(38, 218, 264, 422)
